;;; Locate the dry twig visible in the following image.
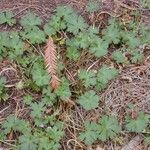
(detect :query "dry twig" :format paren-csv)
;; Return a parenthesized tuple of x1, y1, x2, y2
(121, 135, 143, 150)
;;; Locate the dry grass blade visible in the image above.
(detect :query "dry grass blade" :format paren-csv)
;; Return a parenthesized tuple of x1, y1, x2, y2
(44, 37, 60, 90)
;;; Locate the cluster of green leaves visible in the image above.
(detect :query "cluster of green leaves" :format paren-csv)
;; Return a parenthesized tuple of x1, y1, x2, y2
(2, 115, 31, 135)
(0, 31, 24, 59)
(31, 61, 71, 101)
(79, 110, 150, 145)
(0, 5, 149, 63)
(78, 66, 118, 89)
(44, 5, 149, 65)
(1, 114, 64, 150)
(112, 48, 144, 65)
(20, 12, 45, 44)
(77, 66, 118, 110)
(79, 115, 121, 145)
(68, 27, 109, 57)
(44, 6, 109, 58)
(44, 6, 88, 36)
(0, 6, 148, 64)
(18, 124, 64, 150)
(102, 18, 150, 64)
(0, 10, 69, 150)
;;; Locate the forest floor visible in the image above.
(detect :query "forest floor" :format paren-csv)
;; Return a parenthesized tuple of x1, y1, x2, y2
(0, 0, 150, 150)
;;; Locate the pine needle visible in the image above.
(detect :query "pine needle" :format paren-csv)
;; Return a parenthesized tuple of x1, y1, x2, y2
(44, 37, 60, 90)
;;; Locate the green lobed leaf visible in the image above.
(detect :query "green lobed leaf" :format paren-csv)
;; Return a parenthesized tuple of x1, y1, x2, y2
(30, 102, 46, 119)
(78, 90, 100, 110)
(0, 77, 8, 101)
(23, 94, 34, 105)
(78, 69, 96, 87)
(66, 14, 88, 35)
(131, 51, 144, 64)
(44, 15, 66, 36)
(20, 11, 42, 27)
(31, 62, 50, 87)
(2, 115, 31, 135)
(55, 78, 71, 101)
(122, 32, 140, 49)
(112, 50, 128, 64)
(42, 87, 57, 106)
(55, 5, 75, 19)
(97, 115, 121, 141)
(18, 134, 38, 150)
(67, 46, 80, 61)
(21, 26, 46, 44)
(8, 32, 24, 59)
(86, 0, 100, 13)
(89, 38, 108, 57)
(125, 111, 150, 132)
(0, 11, 16, 26)
(79, 121, 98, 145)
(96, 65, 118, 90)
(103, 18, 121, 44)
